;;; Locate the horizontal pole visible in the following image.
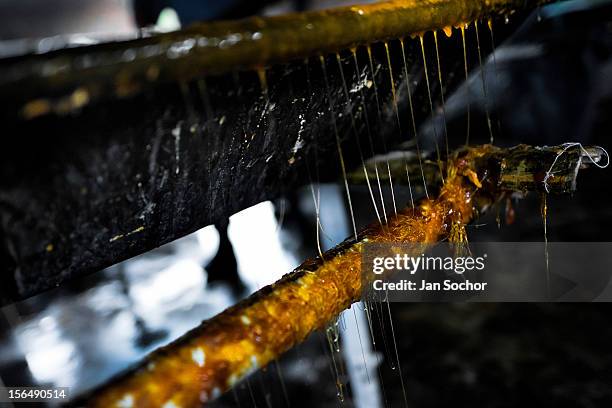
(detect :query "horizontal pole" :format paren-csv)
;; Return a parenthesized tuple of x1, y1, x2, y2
(0, 0, 551, 120)
(81, 143, 603, 407)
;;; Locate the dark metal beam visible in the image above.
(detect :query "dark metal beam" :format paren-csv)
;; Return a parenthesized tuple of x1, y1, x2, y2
(0, 7, 532, 304)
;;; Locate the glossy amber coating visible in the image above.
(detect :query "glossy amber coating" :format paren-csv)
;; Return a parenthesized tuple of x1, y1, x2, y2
(87, 145, 498, 408)
(6, 0, 550, 118)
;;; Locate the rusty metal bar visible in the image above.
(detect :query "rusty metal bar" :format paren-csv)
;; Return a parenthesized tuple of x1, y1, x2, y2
(80, 143, 605, 407)
(351, 144, 608, 194)
(1, 0, 551, 120)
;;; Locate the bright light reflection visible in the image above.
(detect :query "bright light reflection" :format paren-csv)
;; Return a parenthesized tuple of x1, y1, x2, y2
(228, 201, 298, 290)
(18, 315, 78, 387)
(195, 224, 221, 265)
(130, 260, 205, 310)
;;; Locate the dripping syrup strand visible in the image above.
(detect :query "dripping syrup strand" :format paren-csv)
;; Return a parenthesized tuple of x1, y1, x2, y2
(232, 387, 242, 408)
(309, 184, 324, 258)
(473, 21, 494, 144)
(303, 57, 326, 259)
(371, 291, 395, 371)
(487, 19, 499, 80)
(488, 18, 503, 137)
(274, 360, 291, 408)
(349, 49, 400, 387)
(368, 45, 399, 220)
(419, 34, 445, 184)
(310, 60, 354, 399)
(320, 55, 358, 240)
(336, 53, 382, 227)
(246, 378, 259, 408)
(384, 289, 409, 408)
(364, 283, 394, 403)
(257, 369, 273, 408)
(326, 324, 344, 402)
(433, 30, 450, 164)
(326, 320, 347, 403)
(318, 331, 341, 398)
(352, 306, 372, 383)
(329, 58, 381, 386)
(351, 48, 389, 224)
(383, 41, 401, 216)
(385, 40, 426, 207)
(362, 299, 390, 407)
(460, 25, 471, 146)
(400, 38, 428, 203)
